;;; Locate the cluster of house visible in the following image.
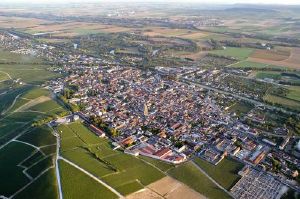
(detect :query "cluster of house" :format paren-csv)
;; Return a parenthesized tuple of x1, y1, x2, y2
(1, 31, 299, 191)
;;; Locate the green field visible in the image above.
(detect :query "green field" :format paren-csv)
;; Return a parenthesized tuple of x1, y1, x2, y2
(211, 47, 253, 60)
(26, 156, 55, 178)
(264, 94, 300, 112)
(0, 71, 9, 81)
(230, 61, 285, 69)
(227, 101, 254, 116)
(0, 48, 63, 198)
(0, 112, 44, 144)
(194, 157, 244, 190)
(256, 71, 282, 80)
(138, 155, 175, 172)
(0, 142, 35, 197)
(0, 86, 31, 113)
(287, 86, 300, 102)
(58, 122, 165, 195)
(14, 169, 58, 199)
(21, 88, 50, 99)
(0, 49, 43, 64)
(0, 65, 60, 85)
(59, 160, 118, 199)
(29, 100, 64, 114)
(18, 126, 56, 147)
(167, 162, 232, 199)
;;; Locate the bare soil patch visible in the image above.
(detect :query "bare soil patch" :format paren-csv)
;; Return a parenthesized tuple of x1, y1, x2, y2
(127, 176, 207, 199)
(250, 48, 290, 61)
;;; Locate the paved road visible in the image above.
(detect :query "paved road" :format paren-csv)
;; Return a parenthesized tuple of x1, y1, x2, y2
(59, 157, 124, 199)
(51, 127, 63, 199)
(180, 77, 298, 116)
(191, 161, 235, 199)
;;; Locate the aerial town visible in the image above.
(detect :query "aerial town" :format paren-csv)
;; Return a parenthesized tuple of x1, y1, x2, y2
(0, 2, 300, 199)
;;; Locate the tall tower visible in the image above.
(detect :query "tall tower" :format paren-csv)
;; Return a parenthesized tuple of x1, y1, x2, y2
(144, 103, 149, 117)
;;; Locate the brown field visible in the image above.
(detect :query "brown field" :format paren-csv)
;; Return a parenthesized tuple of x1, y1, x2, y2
(247, 47, 300, 69)
(126, 176, 206, 199)
(0, 16, 48, 29)
(143, 27, 194, 37)
(178, 51, 208, 60)
(25, 22, 132, 36)
(284, 48, 300, 66)
(250, 48, 291, 61)
(178, 32, 208, 40)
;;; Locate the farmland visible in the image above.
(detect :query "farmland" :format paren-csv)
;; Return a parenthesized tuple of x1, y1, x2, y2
(250, 48, 291, 61)
(13, 169, 58, 199)
(58, 122, 165, 196)
(167, 161, 232, 199)
(59, 160, 118, 199)
(210, 47, 253, 60)
(194, 157, 244, 190)
(1, 2, 300, 199)
(0, 142, 34, 197)
(263, 94, 300, 112)
(0, 47, 65, 198)
(229, 61, 285, 69)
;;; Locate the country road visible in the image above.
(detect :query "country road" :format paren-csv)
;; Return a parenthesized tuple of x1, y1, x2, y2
(179, 77, 298, 116)
(51, 127, 63, 199)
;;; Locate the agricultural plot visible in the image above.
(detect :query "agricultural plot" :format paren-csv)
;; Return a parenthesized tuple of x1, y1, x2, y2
(255, 71, 282, 80)
(25, 22, 132, 37)
(143, 27, 193, 37)
(263, 94, 300, 112)
(227, 101, 254, 116)
(286, 86, 300, 102)
(0, 86, 31, 114)
(13, 169, 58, 199)
(21, 88, 50, 100)
(18, 126, 56, 147)
(0, 65, 60, 85)
(26, 156, 55, 178)
(0, 48, 43, 64)
(210, 47, 253, 60)
(59, 160, 118, 199)
(247, 47, 300, 69)
(250, 48, 290, 61)
(58, 122, 165, 195)
(0, 16, 48, 29)
(167, 162, 231, 199)
(0, 112, 43, 145)
(138, 155, 174, 172)
(0, 142, 35, 197)
(194, 157, 244, 190)
(0, 71, 9, 81)
(28, 99, 62, 113)
(230, 61, 285, 69)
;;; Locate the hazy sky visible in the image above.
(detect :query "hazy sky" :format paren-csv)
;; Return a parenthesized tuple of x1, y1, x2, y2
(1, 0, 300, 4)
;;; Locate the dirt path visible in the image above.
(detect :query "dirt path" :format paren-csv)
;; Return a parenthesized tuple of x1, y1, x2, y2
(14, 96, 51, 112)
(0, 71, 12, 81)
